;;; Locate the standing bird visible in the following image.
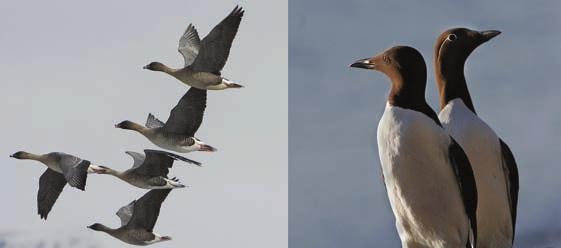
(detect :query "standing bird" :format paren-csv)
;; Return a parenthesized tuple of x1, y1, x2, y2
(350, 46, 478, 248)
(115, 87, 216, 153)
(93, 149, 201, 189)
(9, 151, 104, 219)
(434, 27, 519, 247)
(143, 6, 244, 90)
(88, 189, 173, 246)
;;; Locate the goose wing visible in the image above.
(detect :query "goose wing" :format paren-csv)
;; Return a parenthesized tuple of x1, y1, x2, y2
(191, 6, 244, 74)
(125, 189, 172, 232)
(146, 113, 165, 129)
(37, 169, 67, 220)
(448, 139, 478, 247)
(500, 139, 519, 241)
(133, 149, 200, 177)
(116, 200, 136, 226)
(178, 24, 201, 66)
(53, 153, 90, 190)
(163, 87, 206, 136)
(125, 151, 146, 169)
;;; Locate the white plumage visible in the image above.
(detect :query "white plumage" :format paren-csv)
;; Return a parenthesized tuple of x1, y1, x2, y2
(440, 98, 513, 247)
(378, 104, 470, 248)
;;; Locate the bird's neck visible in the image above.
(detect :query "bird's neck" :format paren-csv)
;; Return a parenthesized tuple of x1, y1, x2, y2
(435, 58, 476, 114)
(125, 122, 149, 134)
(97, 224, 116, 234)
(20, 153, 47, 163)
(106, 168, 124, 178)
(388, 75, 441, 126)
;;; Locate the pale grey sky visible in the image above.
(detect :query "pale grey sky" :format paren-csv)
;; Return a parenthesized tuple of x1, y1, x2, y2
(0, 0, 287, 247)
(290, 0, 561, 247)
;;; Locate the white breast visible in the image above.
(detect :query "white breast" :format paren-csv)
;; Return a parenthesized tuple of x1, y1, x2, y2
(439, 98, 513, 246)
(377, 104, 468, 247)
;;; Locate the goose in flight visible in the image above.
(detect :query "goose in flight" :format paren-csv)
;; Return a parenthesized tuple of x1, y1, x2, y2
(115, 87, 216, 153)
(144, 6, 244, 90)
(88, 189, 173, 246)
(94, 149, 201, 189)
(10, 151, 104, 219)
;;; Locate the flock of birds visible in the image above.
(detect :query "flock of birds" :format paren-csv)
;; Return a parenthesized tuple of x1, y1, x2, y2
(350, 28, 519, 248)
(10, 6, 245, 246)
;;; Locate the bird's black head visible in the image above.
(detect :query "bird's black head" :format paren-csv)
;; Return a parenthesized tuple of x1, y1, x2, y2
(143, 62, 167, 72)
(10, 151, 29, 159)
(435, 27, 501, 64)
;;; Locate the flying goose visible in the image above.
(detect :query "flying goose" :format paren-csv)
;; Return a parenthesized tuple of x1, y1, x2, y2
(94, 149, 201, 189)
(9, 151, 104, 219)
(115, 87, 216, 153)
(88, 189, 173, 246)
(143, 6, 244, 90)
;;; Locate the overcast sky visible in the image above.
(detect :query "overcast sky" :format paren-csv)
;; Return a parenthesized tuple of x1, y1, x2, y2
(289, 0, 561, 247)
(0, 0, 287, 247)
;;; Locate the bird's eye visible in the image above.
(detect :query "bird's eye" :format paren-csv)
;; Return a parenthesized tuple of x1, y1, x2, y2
(447, 34, 457, 41)
(383, 55, 391, 64)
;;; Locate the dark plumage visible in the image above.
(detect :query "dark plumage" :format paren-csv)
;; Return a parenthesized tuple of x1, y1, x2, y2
(10, 151, 95, 219)
(115, 87, 216, 153)
(88, 189, 173, 246)
(94, 149, 200, 189)
(143, 6, 245, 90)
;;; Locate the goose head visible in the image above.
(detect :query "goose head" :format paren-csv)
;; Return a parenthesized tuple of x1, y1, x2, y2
(115, 120, 145, 132)
(9, 151, 34, 160)
(143, 62, 169, 72)
(87, 223, 111, 232)
(90, 165, 112, 174)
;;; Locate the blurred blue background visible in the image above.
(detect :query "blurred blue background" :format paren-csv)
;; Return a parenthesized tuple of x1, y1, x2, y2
(289, 0, 561, 247)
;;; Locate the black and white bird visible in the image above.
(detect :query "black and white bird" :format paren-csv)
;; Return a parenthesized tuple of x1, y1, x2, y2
(143, 6, 244, 90)
(9, 151, 104, 219)
(93, 149, 201, 189)
(115, 87, 216, 153)
(350, 46, 478, 247)
(434, 27, 519, 247)
(88, 189, 173, 246)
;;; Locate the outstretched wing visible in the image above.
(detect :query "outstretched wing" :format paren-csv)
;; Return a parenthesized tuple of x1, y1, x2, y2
(500, 138, 519, 241)
(132, 150, 175, 177)
(448, 139, 478, 247)
(133, 149, 201, 177)
(54, 153, 90, 191)
(37, 169, 67, 220)
(116, 200, 136, 227)
(125, 189, 172, 232)
(146, 113, 165, 129)
(178, 24, 201, 66)
(163, 87, 207, 136)
(125, 151, 146, 169)
(191, 6, 244, 73)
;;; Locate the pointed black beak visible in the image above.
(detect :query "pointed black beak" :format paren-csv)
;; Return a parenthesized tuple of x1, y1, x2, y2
(480, 30, 501, 42)
(349, 58, 376, 70)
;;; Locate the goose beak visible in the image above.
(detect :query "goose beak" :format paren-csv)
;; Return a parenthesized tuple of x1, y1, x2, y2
(9, 154, 13, 158)
(199, 144, 217, 152)
(143, 65, 148, 69)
